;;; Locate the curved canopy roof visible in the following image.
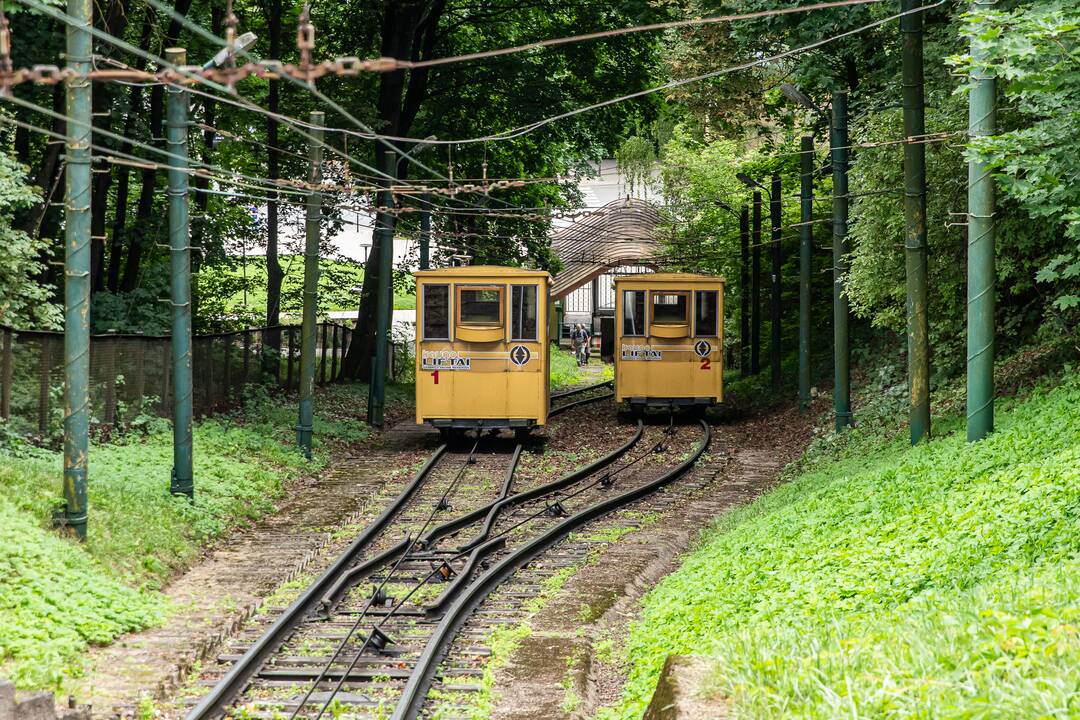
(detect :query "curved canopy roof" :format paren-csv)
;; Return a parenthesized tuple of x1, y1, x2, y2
(549, 197, 660, 300)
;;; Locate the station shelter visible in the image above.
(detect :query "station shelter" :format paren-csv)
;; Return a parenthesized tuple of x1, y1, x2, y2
(548, 198, 661, 360)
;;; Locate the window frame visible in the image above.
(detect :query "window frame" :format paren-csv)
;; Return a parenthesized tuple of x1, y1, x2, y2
(693, 290, 720, 337)
(650, 290, 690, 326)
(421, 283, 451, 341)
(622, 289, 648, 337)
(509, 284, 539, 342)
(456, 284, 505, 328)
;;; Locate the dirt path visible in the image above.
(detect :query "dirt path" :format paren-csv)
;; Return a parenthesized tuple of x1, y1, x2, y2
(487, 398, 823, 720)
(73, 422, 437, 718)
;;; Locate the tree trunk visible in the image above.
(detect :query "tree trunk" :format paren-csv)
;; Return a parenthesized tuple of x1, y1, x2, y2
(19, 85, 65, 238)
(191, 5, 224, 272)
(343, 0, 444, 380)
(263, 0, 284, 362)
(120, 0, 193, 292)
(90, 0, 130, 293)
(107, 7, 155, 292)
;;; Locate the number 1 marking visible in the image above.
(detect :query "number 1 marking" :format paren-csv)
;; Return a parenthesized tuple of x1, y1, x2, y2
(431, 370, 440, 384)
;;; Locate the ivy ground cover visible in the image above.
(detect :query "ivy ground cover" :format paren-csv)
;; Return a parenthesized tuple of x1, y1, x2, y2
(0, 384, 371, 690)
(601, 373, 1080, 718)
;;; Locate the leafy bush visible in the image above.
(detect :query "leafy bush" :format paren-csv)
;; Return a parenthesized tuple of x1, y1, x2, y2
(601, 372, 1080, 719)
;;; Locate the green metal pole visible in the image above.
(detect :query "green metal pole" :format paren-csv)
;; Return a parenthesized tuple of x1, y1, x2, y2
(62, 0, 92, 539)
(297, 111, 324, 458)
(751, 191, 762, 375)
(739, 205, 750, 378)
(165, 48, 194, 498)
(770, 173, 782, 394)
(368, 149, 396, 428)
(831, 91, 853, 431)
(902, 0, 930, 444)
(798, 136, 813, 411)
(419, 193, 431, 271)
(966, 0, 996, 442)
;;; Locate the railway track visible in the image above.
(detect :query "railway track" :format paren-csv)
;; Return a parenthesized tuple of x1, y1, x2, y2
(183, 392, 708, 720)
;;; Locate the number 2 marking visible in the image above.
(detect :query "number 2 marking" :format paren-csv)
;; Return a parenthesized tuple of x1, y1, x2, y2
(431, 370, 439, 384)
(699, 358, 711, 371)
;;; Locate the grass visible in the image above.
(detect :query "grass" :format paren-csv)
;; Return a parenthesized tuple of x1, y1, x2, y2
(599, 368, 1080, 719)
(0, 382, 381, 691)
(550, 349, 613, 390)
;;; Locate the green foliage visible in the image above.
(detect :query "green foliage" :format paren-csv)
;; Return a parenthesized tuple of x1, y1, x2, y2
(0, 145, 60, 329)
(953, 2, 1080, 320)
(549, 349, 610, 390)
(615, 135, 657, 197)
(0, 381, 371, 690)
(195, 256, 415, 327)
(600, 372, 1080, 719)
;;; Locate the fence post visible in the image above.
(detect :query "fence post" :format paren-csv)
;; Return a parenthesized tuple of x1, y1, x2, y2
(38, 341, 50, 436)
(166, 47, 194, 498)
(242, 330, 251, 387)
(1, 328, 12, 420)
(831, 91, 853, 431)
(297, 111, 323, 458)
(902, 0, 931, 444)
(769, 173, 782, 394)
(223, 335, 232, 400)
(739, 206, 750, 378)
(102, 338, 117, 426)
(331, 324, 339, 381)
(751, 191, 762, 375)
(133, 337, 146, 416)
(61, 0, 93, 539)
(798, 136, 813, 411)
(966, 0, 996, 443)
(286, 326, 295, 391)
(319, 323, 328, 384)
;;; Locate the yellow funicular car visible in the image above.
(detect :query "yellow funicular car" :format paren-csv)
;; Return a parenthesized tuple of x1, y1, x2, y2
(614, 273, 725, 410)
(415, 266, 551, 436)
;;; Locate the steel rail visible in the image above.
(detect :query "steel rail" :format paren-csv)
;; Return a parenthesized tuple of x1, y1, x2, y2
(392, 420, 711, 720)
(549, 389, 615, 417)
(550, 379, 613, 401)
(317, 443, 523, 613)
(318, 425, 641, 612)
(184, 444, 448, 720)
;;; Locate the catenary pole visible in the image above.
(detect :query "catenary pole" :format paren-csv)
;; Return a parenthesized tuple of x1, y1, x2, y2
(62, 0, 92, 538)
(165, 47, 194, 499)
(831, 91, 853, 431)
(770, 173, 782, 394)
(419, 194, 431, 271)
(902, 0, 930, 444)
(368, 149, 397, 427)
(798, 136, 813, 410)
(751, 191, 762, 375)
(297, 111, 324, 458)
(739, 205, 750, 377)
(966, 0, 996, 442)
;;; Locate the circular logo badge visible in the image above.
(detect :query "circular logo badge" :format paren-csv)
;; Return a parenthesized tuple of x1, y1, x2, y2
(694, 340, 712, 358)
(510, 345, 532, 366)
